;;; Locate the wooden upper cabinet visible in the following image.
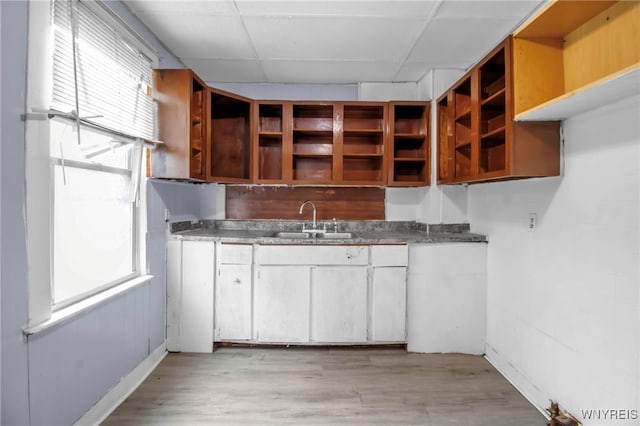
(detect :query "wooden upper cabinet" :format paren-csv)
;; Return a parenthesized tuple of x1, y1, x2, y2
(340, 102, 387, 185)
(290, 102, 337, 184)
(152, 69, 430, 186)
(388, 101, 430, 186)
(252, 101, 289, 183)
(151, 69, 208, 180)
(512, 0, 639, 121)
(437, 38, 560, 184)
(252, 101, 392, 186)
(208, 88, 252, 183)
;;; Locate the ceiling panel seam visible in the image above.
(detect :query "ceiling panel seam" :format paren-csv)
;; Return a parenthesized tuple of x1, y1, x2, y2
(391, 0, 445, 83)
(232, 0, 267, 81)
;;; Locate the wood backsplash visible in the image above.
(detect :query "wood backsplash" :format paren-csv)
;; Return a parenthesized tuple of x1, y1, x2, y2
(226, 186, 385, 220)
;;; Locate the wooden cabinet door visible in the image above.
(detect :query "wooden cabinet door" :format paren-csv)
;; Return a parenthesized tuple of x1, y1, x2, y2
(180, 240, 215, 353)
(152, 69, 208, 180)
(254, 266, 311, 343)
(215, 264, 252, 341)
(311, 266, 368, 343)
(371, 267, 407, 342)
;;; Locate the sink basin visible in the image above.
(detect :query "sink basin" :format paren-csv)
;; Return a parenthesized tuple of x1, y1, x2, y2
(272, 231, 311, 239)
(317, 232, 354, 239)
(271, 231, 354, 239)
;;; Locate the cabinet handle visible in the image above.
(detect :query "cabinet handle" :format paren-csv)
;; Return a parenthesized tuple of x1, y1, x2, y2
(233, 278, 241, 284)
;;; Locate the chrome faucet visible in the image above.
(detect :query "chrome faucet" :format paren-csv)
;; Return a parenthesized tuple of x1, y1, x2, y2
(299, 200, 317, 231)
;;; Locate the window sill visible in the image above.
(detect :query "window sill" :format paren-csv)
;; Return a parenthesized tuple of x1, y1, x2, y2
(24, 275, 154, 336)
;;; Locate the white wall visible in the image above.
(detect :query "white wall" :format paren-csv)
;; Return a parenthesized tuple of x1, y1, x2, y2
(468, 95, 640, 424)
(358, 82, 419, 101)
(209, 82, 358, 101)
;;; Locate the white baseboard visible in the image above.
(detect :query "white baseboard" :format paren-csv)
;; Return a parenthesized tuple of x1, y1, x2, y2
(483, 347, 550, 421)
(74, 342, 167, 426)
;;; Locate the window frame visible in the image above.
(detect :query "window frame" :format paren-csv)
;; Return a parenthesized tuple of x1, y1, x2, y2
(48, 121, 141, 310)
(24, 0, 158, 327)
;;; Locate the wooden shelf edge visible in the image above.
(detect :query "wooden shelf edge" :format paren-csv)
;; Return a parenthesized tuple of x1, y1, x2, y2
(480, 127, 506, 139)
(481, 88, 506, 106)
(515, 65, 640, 121)
(343, 129, 384, 134)
(343, 154, 384, 158)
(393, 158, 427, 162)
(293, 153, 333, 158)
(394, 133, 427, 139)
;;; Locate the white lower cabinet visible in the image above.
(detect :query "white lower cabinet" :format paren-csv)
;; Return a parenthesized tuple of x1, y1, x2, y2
(311, 266, 368, 343)
(214, 243, 252, 341)
(371, 267, 407, 342)
(370, 245, 408, 343)
(170, 240, 410, 348)
(166, 239, 215, 353)
(215, 264, 252, 341)
(407, 243, 487, 354)
(254, 266, 310, 343)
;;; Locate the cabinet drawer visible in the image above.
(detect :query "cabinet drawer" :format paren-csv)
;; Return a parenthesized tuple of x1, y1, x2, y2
(219, 243, 253, 264)
(257, 245, 368, 266)
(371, 244, 408, 267)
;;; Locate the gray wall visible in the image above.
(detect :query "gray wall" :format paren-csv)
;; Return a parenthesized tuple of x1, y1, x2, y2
(1, 1, 30, 424)
(0, 1, 194, 424)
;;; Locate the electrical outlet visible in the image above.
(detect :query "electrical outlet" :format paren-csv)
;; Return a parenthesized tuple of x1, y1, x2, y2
(527, 213, 537, 231)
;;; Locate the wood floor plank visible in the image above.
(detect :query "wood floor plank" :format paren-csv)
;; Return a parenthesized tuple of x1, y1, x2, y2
(103, 348, 545, 425)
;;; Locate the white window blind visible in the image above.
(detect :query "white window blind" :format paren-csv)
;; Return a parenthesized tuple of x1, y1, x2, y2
(52, 0, 155, 140)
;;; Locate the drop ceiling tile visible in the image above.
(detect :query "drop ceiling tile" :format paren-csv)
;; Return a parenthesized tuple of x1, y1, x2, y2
(183, 59, 265, 82)
(262, 60, 398, 84)
(408, 18, 516, 66)
(236, 0, 439, 19)
(434, 0, 541, 19)
(124, 0, 236, 16)
(243, 16, 425, 62)
(139, 15, 255, 59)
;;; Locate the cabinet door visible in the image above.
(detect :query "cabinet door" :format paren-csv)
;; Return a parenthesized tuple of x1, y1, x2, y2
(371, 267, 407, 342)
(180, 240, 215, 353)
(152, 69, 208, 180)
(255, 266, 311, 343)
(215, 264, 252, 341)
(311, 266, 368, 343)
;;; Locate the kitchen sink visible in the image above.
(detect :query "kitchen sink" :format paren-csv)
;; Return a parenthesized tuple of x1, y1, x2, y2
(271, 231, 354, 239)
(317, 232, 354, 239)
(272, 231, 311, 239)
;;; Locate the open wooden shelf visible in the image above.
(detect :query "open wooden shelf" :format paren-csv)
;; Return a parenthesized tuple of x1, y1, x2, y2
(253, 101, 288, 183)
(209, 88, 252, 183)
(154, 70, 430, 186)
(291, 103, 336, 183)
(388, 102, 430, 186)
(437, 38, 560, 184)
(513, 0, 640, 120)
(340, 103, 387, 184)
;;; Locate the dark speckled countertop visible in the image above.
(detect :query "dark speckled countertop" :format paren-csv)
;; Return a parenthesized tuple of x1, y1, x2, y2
(170, 220, 486, 244)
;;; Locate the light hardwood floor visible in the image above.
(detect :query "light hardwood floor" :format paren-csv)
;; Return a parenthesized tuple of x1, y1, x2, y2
(103, 347, 545, 425)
